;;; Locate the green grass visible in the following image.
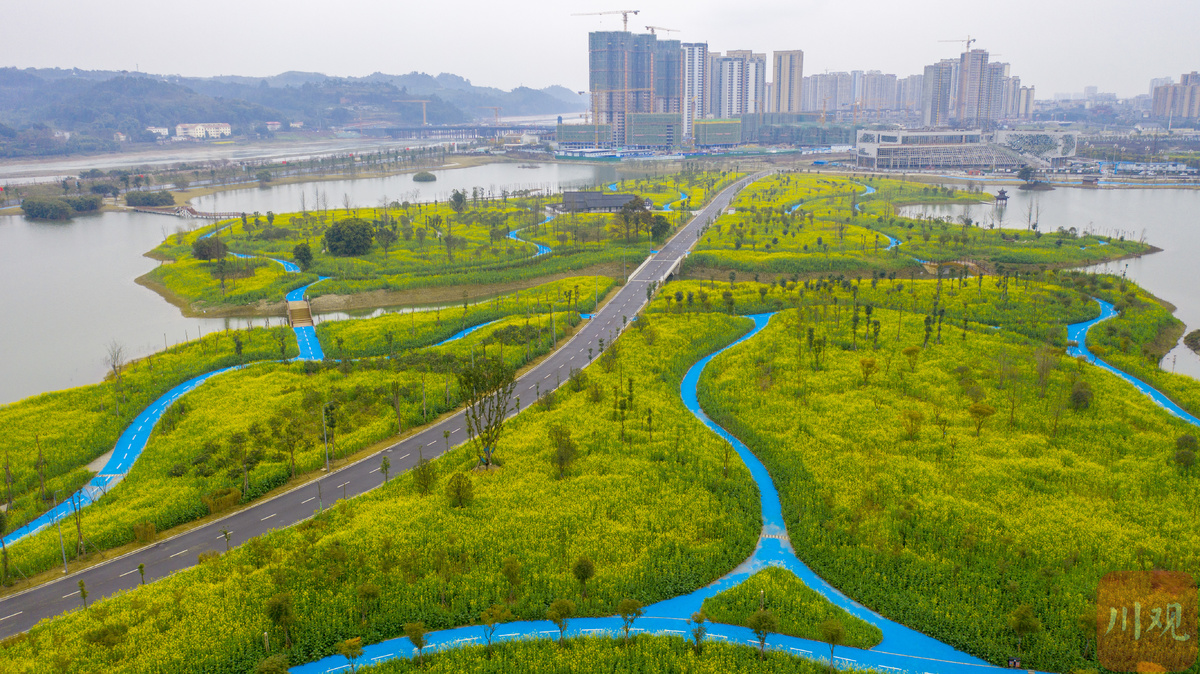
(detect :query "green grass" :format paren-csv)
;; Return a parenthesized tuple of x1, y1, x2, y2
(701, 567, 882, 648)
(3, 310, 584, 579)
(0, 313, 761, 673)
(146, 171, 739, 310)
(0, 327, 296, 537)
(359, 635, 867, 673)
(696, 299, 1200, 672)
(315, 276, 616, 360)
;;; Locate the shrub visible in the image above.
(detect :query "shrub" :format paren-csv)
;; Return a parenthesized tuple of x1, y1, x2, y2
(63, 195, 103, 212)
(125, 191, 175, 207)
(21, 197, 73, 220)
(324, 217, 374, 256)
(192, 237, 228, 261)
(413, 171, 437, 182)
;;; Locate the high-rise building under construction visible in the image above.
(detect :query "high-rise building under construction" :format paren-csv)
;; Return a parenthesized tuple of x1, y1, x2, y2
(588, 31, 682, 146)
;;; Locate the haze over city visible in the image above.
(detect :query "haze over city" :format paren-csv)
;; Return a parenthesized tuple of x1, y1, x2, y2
(3, 0, 1199, 97)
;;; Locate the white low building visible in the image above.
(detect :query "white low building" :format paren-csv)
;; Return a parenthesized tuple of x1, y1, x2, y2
(175, 123, 232, 139)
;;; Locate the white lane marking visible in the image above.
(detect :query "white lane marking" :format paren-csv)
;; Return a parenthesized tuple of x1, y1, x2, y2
(543, 373, 551, 379)
(169, 549, 188, 558)
(0, 611, 22, 621)
(62, 591, 79, 598)
(119, 568, 138, 577)
(301, 497, 314, 504)
(215, 532, 231, 540)
(337, 482, 349, 489)
(261, 513, 276, 521)
(398, 453, 410, 460)
(369, 468, 380, 474)
(452, 427, 461, 433)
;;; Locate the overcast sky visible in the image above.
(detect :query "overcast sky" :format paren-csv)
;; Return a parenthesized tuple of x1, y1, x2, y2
(3, 0, 1197, 98)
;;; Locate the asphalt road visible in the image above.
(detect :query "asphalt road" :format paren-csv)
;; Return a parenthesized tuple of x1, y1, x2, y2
(0, 170, 766, 639)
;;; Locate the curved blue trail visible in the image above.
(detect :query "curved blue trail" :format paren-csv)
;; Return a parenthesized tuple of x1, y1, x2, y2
(662, 191, 688, 212)
(230, 252, 301, 273)
(507, 215, 553, 257)
(433, 320, 501, 347)
(292, 313, 1005, 674)
(1068, 300, 1200, 426)
(3, 366, 241, 548)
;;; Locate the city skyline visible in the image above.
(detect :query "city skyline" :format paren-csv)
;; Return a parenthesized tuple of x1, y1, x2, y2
(1, 0, 1197, 100)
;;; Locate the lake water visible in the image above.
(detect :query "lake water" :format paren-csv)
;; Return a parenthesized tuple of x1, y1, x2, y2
(899, 186, 1200, 380)
(190, 161, 617, 214)
(3, 173, 1194, 405)
(0, 161, 616, 405)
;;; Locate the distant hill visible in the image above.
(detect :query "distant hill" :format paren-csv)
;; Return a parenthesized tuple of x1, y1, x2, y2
(0, 67, 587, 157)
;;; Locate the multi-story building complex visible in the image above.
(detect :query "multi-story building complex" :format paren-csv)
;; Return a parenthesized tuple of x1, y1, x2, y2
(708, 53, 744, 118)
(708, 50, 766, 117)
(588, 31, 682, 146)
(922, 60, 956, 126)
(956, 49, 993, 127)
(1149, 76, 1174, 97)
(727, 50, 768, 114)
(770, 50, 804, 113)
(1017, 86, 1036, 119)
(858, 71, 898, 112)
(1153, 72, 1200, 119)
(896, 74, 924, 112)
(681, 42, 708, 140)
(175, 123, 232, 139)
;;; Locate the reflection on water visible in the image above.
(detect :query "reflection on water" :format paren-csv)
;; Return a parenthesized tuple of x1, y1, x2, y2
(0, 162, 615, 405)
(191, 161, 617, 215)
(899, 187, 1200, 380)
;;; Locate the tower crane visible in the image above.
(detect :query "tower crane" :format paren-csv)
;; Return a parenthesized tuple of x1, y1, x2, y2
(571, 9, 641, 32)
(939, 35, 976, 51)
(644, 25, 677, 35)
(394, 100, 431, 126)
(480, 106, 502, 123)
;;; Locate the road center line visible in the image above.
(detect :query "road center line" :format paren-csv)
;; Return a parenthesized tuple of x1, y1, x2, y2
(62, 591, 79, 599)
(169, 549, 188, 558)
(398, 453, 410, 460)
(261, 513, 276, 521)
(0, 612, 22, 621)
(119, 568, 138, 577)
(301, 497, 314, 505)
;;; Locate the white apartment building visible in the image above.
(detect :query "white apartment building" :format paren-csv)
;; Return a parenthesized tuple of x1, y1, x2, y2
(175, 123, 232, 139)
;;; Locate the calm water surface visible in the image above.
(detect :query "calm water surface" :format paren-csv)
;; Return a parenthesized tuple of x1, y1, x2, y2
(0, 162, 616, 404)
(899, 186, 1200, 379)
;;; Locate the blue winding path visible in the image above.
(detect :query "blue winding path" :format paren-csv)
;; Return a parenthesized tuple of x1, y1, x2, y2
(507, 215, 554, 257)
(292, 313, 1006, 674)
(662, 191, 688, 212)
(1068, 299, 1200, 425)
(433, 320, 502, 347)
(2, 366, 241, 548)
(4, 262, 329, 547)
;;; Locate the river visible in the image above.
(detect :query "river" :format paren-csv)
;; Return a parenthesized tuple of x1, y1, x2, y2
(898, 185, 1200, 380)
(0, 161, 616, 405)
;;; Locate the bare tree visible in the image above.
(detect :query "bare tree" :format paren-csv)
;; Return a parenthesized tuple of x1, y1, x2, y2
(458, 357, 516, 468)
(105, 341, 127, 415)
